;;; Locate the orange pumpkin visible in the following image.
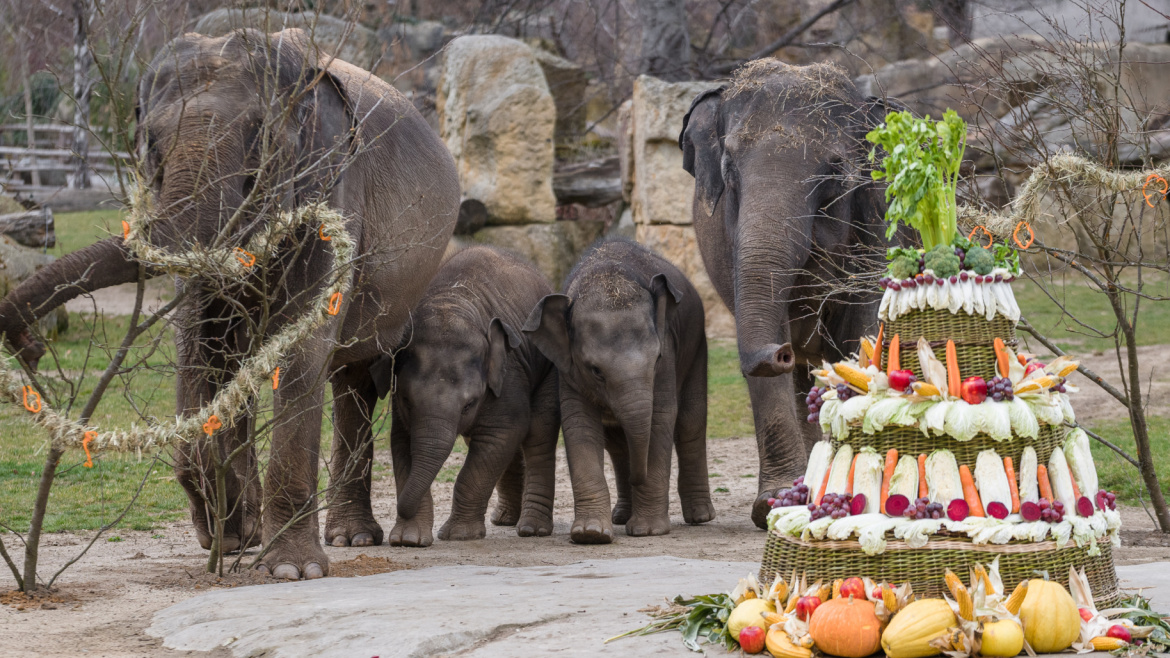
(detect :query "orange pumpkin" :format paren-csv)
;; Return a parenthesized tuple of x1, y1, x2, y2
(808, 596, 883, 658)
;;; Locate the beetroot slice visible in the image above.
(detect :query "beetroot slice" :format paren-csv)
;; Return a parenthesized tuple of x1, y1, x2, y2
(1077, 496, 1095, 517)
(947, 499, 970, 521)
(1096, 490, 1109, 512)
(986, 501, 1009, 519)
(850, 493, 868, 516)
(885, 494, 910, 517)
(1020, 501, 1042, 521)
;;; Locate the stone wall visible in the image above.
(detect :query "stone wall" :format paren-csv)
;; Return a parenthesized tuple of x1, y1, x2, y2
(622, 75, 736, 338)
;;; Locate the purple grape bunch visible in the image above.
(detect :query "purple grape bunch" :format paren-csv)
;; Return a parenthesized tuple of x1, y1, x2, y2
(835, 383, 857, 403)
(809, 492, 853, 521)
(769, 477, 811, 509)
(988, 376, 1014, 402)
(805, 387, 828, 423)
(902, 496, 945, 520)
(1039, 498, 1065, 523)
(1053, 380, 1068, 394)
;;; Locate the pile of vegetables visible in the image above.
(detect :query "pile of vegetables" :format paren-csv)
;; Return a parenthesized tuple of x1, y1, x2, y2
(767, 429, 1121, 553)
(615, 560, 1158, 656)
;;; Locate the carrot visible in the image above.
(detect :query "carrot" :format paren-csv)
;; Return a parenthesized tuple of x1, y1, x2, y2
(880, 449, 898, 514)
(874, 324, 885, 373)
(887, 334, 901, 375)
(1017, 353, 1029, 367)
(994, 338, 1010, 378)
(1037, 464, 1054, 502)
(917, 454, 928, 499)
(946, 340, 961, 397)
(846, 453, 859, 495)
(1070, 468, 1082, 501)
(1004, 457, 1020, 513)
(960, 464, 985, 517)
(815, 466, 832, 505)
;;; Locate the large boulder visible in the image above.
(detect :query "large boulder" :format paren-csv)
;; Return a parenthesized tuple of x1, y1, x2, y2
(454, 220, 606, 287)
(636, 224, 735, 338)
(531, 49, 588, 144)
(0, 236, 68, 338)
(193, 9, 383, 71)
(628, 76, 718, 225)
(437, 36, 558, 225)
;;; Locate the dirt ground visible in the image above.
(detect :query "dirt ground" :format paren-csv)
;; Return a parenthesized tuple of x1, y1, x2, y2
(3, 433, 1170, 658)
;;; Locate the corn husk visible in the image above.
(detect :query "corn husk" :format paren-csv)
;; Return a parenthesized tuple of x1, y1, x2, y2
(852, 448, 884, 513)
(926, 450, 963, 505)
(974, 450, 1011, 515)
(1018, 446, 1039, 503)
(825, 444, 854, 495)
(1063, 428, 1099, 499)
(917, 337, 950, 398)
(803, 441, 835, 496)
(888, 454, 920, 501)
(1048, 447, 1078, 510)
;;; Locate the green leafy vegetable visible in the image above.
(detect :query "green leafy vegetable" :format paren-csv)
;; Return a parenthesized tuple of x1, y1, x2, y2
(1115, 593, 1170, 652)
(867, 110, 968, 250)
(605, 593, 739, 652)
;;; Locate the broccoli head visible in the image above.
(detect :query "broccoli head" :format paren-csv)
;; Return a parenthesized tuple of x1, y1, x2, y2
(924, 250, 960, 279)
(888, 255, 920, 280)
(965, 245, 995, 275)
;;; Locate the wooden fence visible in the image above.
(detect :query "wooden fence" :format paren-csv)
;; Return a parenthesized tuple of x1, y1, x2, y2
(0, 123, 129, 194)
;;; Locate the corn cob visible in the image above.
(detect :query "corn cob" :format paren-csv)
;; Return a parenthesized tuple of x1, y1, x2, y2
(944, 569, 965, 599)
(1005, 581, 1028, 615)
(1056, 362, 1079, 377)
(764, 612, 786, 627)
(833, 363, 870, 393)
(860, 337, 875, 361)
(912, 382, 942, 397)
(816, 583, 832, 602)
(1015, 380, 1043, 394)
(957, 587, 975, 621)
(797, 635, 815, 649)
(770, 580, 789, 605)
(973, 564, 994, 595)
(881, 584, 898, 613)
(1091, 637, 1128, 651)
(785, 594, 799, 614)
(741, 589, 757, 601)
(832, 579, 843, 599)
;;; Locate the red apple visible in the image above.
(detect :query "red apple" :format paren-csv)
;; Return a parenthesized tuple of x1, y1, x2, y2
(889, 369, 915, 392)
(1107, 625, 1132, 643)
(1079, 608, 1094, 622)
(1025, 361, 1045, 375)
(840, 577, 866, 600)
(960, 376, 988, 405)
(795, 596, 822, 621)
(739, 625, 766, 654)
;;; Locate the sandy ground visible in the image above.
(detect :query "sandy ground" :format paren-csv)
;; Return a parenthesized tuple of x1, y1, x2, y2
(3, 434, 1170, 657)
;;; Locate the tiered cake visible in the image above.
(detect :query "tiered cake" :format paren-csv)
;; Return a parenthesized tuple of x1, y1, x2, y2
(761, 256, 1122, 606)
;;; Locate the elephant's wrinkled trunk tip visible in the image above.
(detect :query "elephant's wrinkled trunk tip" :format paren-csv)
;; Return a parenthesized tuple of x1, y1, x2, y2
(742, 343, 796, 378)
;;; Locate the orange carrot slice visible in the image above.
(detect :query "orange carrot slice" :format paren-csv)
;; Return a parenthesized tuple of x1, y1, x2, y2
(887, 334, 901, 375)
(1005, 457, 1020, 513)
(880, 449, 898, 514)
(1037, 464, 1054, 502)
(846, 453, 859, 495)
(960, 464, 985, 517)
(874, 324, 885, 372)
(994, 338, 1010, 379)
(946, 340, 961, 398)
(816, 465, 832, 505)
(917, 453, 928, 499)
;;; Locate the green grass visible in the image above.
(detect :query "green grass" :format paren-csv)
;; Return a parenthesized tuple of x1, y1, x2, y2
(50, 209, 123, 257)
(707, 340, 754, 439)
(1086, 416, 1170, 505)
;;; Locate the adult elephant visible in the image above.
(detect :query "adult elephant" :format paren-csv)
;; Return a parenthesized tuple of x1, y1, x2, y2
(678, 60, 897, 528)
(0, 29, 460, 578)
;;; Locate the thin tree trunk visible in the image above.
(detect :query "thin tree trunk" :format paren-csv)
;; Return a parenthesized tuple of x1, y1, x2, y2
(1122, 323, 1170, 530)
(22, 446, 63, 591)
(68, 0, 93, 190)
(21, 52, 40, 188)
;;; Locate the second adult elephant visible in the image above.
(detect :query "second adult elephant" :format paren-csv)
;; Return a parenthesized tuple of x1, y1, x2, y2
(678, 60, 896, 528)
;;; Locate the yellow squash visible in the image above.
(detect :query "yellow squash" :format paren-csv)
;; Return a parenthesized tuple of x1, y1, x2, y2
(1018, 579, 1080, 653)
(881, 598, 956, 658)
(980, 619, 1024, 657)
(767, 627, 812, 658)
(729, 598, 777, 641)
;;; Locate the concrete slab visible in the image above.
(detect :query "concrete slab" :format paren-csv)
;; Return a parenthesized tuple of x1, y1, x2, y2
(147, 558, 1170, 658)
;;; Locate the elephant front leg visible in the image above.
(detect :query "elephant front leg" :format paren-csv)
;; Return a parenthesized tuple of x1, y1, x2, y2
(325, 362, 384, 548)
(439, 429, 520, 541)
(387, 400, 434, 547)
(625, 374, 676, 538)
(514, 371, 558, 537)
(604, 428, 633, 525)
(746, 373, 808, 529)
(561, 391, 614, 544)
(676, 342, 714, 525)
(490, 451, 524, 527)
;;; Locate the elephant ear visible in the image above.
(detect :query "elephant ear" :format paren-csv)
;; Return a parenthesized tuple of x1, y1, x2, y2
(649, 273, 684, 348)
(522, 294, 573, 374)
(487, 317, 520, 398)
(368, 353, 396, 399)
(679, 87, 726, 217)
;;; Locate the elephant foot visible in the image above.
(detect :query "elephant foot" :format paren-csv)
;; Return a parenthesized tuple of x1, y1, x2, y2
(516, 510, 553, 537)
(570, 515, 614, 544)
(751, 489, 779, 530)
(682, 497, 716, 525)
(325, 511, 384, 547)
(611, 501, 632, 525)
(490, 503, 521, 527)
(388, 516, 434, 547)
(254, 531, 328, 580)
(437, 518, 486, 541)
(625, 514, 671, 537)
(192, 505, 260, 554)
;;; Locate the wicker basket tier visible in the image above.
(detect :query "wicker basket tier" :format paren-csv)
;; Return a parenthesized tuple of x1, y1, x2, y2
(760, 531, 1122, 607)
(838, 423, 1064, 472)
(881, 307, 1017, 382)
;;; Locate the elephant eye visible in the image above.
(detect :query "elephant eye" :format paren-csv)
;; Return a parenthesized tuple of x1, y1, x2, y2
(462, 400, 477, 414)
(590, 366, 604, 381)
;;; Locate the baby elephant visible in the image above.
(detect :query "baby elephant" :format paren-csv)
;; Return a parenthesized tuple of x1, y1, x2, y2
(379, 246, 559, 546)
(524, 238, 713, 543)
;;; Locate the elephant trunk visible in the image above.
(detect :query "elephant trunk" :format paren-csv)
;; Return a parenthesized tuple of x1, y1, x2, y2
(396, 414, 459, 519)
(611, 377, 654, 487)
(733, 182, 812, 378)
(152, 119, 247, 250)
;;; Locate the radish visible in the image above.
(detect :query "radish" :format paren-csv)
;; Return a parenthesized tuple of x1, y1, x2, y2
(947, 499, 970, 521)
(885, 494, 910, 517)
(986, 501, 1009, 519)
(1020, 501, 1042, 521)
(850, 493, 868, 516)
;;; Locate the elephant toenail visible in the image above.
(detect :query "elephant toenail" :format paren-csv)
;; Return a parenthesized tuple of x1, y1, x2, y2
(331, 536, 349, 547)
(272, 563, 300, 580)
(255, 564, 270, 575)
(304, 563, 324, 579)
(352, 533, 373, 546)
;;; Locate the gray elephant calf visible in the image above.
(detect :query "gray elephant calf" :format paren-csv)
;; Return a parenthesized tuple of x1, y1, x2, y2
(525, 238, 713, 543)
(369, 246, 559, 547)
